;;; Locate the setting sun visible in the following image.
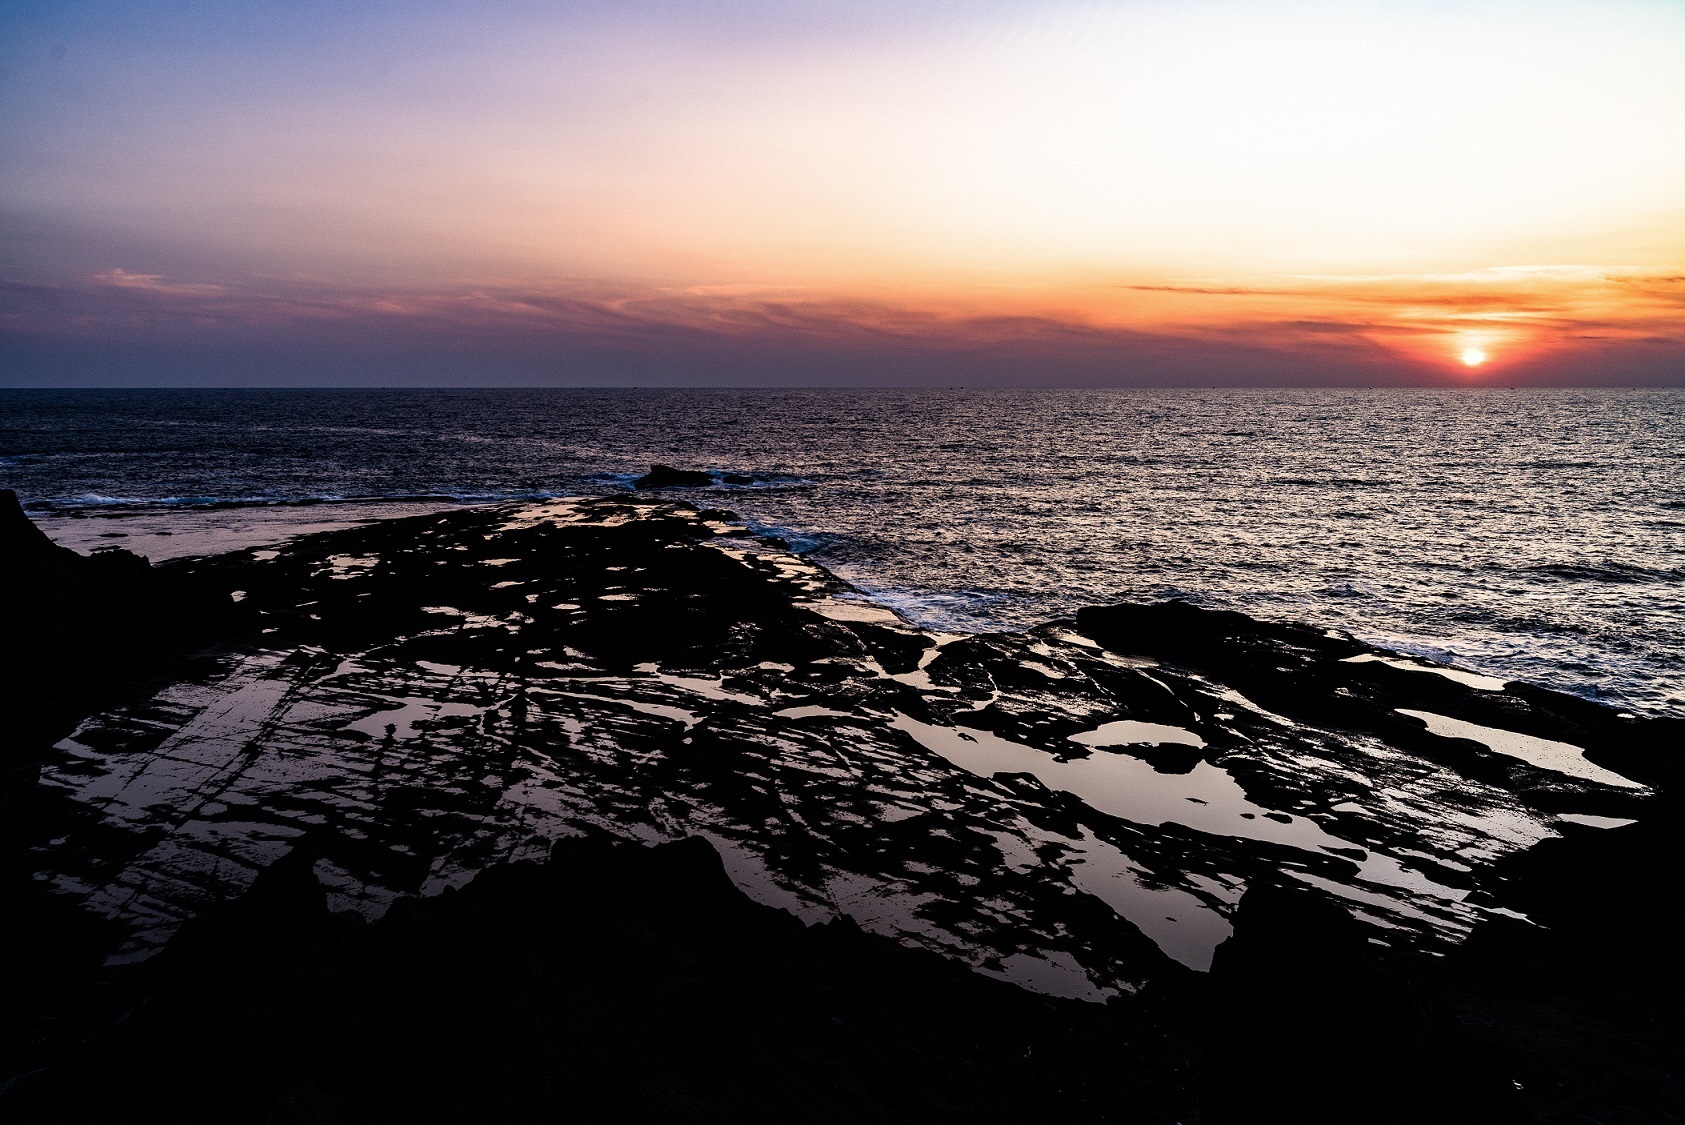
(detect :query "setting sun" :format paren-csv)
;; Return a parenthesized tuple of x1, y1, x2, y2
(3, 0, 1682, 386)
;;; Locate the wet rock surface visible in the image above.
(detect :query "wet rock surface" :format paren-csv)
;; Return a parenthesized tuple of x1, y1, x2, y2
(2, 495, 1679, 1120)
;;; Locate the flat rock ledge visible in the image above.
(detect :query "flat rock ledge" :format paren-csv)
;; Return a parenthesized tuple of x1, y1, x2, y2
(2, 495, 1678, 1122)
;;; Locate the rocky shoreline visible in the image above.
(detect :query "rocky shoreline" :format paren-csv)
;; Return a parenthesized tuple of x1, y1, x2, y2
(1, 488, 1678, 1121)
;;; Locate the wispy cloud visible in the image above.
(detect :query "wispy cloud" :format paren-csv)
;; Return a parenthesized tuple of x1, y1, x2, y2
(91, 268, 227, 297)
(4, 260, 1681, 387)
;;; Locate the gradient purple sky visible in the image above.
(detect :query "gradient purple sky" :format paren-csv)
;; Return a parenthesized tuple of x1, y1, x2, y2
(4, 0, 1683, 386)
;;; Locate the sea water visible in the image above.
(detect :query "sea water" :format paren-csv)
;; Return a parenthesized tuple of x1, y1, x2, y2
(3, 387, 1681, 715)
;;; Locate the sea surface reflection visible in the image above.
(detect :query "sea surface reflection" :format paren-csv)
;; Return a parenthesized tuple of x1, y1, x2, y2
(5, 387, 1681, 714)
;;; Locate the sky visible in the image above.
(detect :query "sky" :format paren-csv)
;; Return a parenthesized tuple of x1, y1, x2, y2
(2, 0, 1682, 386)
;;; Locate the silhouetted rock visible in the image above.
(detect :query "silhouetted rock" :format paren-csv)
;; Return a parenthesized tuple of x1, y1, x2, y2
(633, 463, 715, 489)
(1201, 884, 1522, 1124)
(1444, 812, 1685, 1120)
(1078, 597, 1681, 1120)
(0, 489, 77, 566)
(0, 493, 249, 1089)
(3, 836, 1196, 1124)
(1, 492, 241, 760)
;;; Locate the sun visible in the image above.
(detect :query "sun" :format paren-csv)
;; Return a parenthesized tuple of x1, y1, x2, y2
(1461, 347, 1487, 367)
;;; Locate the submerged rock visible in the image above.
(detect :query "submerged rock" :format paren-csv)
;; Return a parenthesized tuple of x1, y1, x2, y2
(633, 463, 716, 489)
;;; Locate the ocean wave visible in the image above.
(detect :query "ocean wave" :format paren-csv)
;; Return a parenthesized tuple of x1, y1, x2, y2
(18, 470, 809, 518)
(728, 516, 843, 557)
(840, 584, 1011, 632)
(1267, 476, 1393, 489)
(1524, 562, 1682, 585)
(1318, 581, 1387, 600)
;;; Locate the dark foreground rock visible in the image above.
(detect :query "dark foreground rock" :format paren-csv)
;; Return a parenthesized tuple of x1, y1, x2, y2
(0, 488, 240, 756)
(2, 494, 1679, 1121)
(1437, 812, 1685, 1122)
(3, 834, 1196, 1124)
(0, 488, 240, 1089)
(1201, 883, 1524, 1124)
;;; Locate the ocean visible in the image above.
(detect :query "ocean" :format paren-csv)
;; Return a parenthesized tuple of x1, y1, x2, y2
(3, 387, 1681, 716)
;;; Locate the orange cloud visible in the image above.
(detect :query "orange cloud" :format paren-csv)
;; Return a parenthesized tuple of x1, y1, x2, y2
(3, 260, 1675, 387)
(91, 269, 226, 298)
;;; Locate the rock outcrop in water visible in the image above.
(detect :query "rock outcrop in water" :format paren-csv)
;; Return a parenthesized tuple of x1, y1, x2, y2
(633, 463, 718, 489)
(1, 495, 1678, 1121)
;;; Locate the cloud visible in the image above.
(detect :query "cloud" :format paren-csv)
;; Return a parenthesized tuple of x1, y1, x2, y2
(91, 269, 226, 297)
(4, 262, 1682, 387)
(1120, 285, 1267, 296)
(1601, 273, 1685, 308)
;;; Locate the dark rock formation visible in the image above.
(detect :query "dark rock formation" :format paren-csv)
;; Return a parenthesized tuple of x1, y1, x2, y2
(1201, 884, 1522, 1123)
(633, 463, 716, 489)
(0, 487, 76, 563)
(1, 490, 243, 1087)
(0, 494, 1677, 1122)
(0, 488, 242, 757)
(1442, 812, 1685, 1121)
(2, 835, 1197, 1123)
(1079, 600, 1683, 1122)
(1076, 599, 1676, 817)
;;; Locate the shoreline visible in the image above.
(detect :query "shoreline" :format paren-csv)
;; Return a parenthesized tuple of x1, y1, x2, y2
(30, 488, 1679, 723)
(35, 497, 498, 562)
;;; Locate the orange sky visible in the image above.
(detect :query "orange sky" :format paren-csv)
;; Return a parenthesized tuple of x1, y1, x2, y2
(3, 0, 1682, 384)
